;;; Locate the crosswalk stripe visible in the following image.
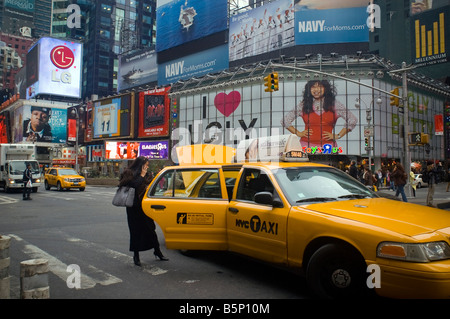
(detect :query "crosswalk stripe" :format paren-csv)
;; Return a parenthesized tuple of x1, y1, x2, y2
(0, 195, 18, 205)
(8, 234, 122, 290)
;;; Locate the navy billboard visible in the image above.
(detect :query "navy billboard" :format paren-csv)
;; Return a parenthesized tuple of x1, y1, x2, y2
(156, 0, 228, 52)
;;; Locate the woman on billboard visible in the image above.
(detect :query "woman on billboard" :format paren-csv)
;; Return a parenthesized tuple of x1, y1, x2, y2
(281, 80, 357, 147)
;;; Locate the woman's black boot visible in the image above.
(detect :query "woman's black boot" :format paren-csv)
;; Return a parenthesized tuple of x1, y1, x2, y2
(154, 249, 168, 261)
(133, 251, 141, 266)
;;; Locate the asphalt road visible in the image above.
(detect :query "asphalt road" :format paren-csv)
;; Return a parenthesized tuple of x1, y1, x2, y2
(0, 185, 307, 303)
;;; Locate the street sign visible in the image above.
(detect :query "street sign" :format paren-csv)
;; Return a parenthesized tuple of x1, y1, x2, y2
(364, 127, 373, 137)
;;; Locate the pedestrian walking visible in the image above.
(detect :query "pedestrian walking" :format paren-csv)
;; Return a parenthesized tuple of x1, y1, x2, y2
(424, 161, 438, 207)
(22, 162, 33, 200)
(363, 166, 374, 187)
(119, 156, 168, 266)
(391, 163, 407, 202)
(348, 160, 358, 180)
(409, 169, 416, 197)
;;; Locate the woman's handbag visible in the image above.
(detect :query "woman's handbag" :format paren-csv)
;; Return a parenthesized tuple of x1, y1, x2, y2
(112, 186, 135, 207)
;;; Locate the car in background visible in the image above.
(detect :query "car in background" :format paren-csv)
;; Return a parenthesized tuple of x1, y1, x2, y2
(44, 167, 86, 191)
(414, 174, 426, 188)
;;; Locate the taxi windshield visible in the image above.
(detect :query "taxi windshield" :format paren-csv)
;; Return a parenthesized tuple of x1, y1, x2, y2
(273, 167, 377, 205)
(58, 169, 78, 176)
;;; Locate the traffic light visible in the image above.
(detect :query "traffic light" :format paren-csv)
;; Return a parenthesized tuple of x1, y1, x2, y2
(264, 74, 273, 92)
(271, 72, 279, 91)
(409, 132, 430, 145)
(410, 132, 421, 144)
(421, 133, 429, 144)
(390, 87, 400, 106)
(364, 137, 369, 146)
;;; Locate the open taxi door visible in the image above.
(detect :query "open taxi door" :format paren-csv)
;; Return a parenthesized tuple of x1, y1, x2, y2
(142, 144, 238, 251)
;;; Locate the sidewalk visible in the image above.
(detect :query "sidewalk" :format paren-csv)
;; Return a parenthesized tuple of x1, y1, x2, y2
(377, 182, 450, 210)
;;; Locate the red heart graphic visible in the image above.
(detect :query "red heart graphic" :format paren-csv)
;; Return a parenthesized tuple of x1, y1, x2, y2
(214, 91, 241, 117)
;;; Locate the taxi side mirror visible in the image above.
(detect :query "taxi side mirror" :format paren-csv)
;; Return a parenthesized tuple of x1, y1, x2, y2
(254, 192, 283, 208)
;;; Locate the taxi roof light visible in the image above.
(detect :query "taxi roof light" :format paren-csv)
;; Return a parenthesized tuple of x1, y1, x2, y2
(234, 134, 309, 163)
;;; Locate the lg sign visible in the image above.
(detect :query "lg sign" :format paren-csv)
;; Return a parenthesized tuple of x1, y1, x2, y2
(51, 45, 76, 84)
(27, 37, 82, 99)
(50, 46, 75, 69)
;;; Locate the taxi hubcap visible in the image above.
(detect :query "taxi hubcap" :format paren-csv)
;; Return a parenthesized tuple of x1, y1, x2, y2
(331, 269, 351, 288)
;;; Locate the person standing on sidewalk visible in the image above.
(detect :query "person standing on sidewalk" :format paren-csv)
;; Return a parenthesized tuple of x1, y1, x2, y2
(22, 163, 33, 200)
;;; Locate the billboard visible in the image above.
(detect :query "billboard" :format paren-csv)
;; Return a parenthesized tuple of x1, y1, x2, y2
(229, 0, 295, 61)
(13, 105, 67, 144)
(4, 0, 35, 13)
(175, 77, 444, 160)
(105, 140, 169, 160)
(156, 0, 228, 52)
(26, 37, 82, 99)
(0, 112, 10, 143)
(92, 94, 133, 139)
(118, 48, 158, 91)
(294, 0, 369, 45)
(410, 6, 449, 67)
(138, 87, 171, 138)
(158, 44, 229, 86)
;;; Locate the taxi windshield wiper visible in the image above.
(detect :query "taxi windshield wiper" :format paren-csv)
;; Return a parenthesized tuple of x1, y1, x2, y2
(296, 197, 336, 203)
(337, 194, 369, 199)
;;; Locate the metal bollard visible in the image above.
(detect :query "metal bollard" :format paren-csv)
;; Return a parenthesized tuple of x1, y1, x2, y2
(0, 235, 11, 299)
(20, 259, 50, 299)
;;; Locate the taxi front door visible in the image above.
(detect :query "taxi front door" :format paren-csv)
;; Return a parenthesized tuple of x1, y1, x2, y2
(227, 167, 288, 264)
(142, 168, 229, 251)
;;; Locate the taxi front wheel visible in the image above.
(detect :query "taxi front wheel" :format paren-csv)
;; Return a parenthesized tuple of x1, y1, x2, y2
(306, 243, 369, 299)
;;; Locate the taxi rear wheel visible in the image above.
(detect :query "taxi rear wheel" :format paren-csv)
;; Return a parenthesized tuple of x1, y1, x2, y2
(306, 243, 368, 299)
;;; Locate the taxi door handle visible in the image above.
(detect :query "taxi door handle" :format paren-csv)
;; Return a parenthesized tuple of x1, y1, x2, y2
(151, 205, 166, 210)
(228, 207, 239, 214)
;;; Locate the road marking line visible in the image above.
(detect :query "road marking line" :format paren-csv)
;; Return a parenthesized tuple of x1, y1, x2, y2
(0, 195, 18, 205)
(65, 236, 168, 276)
(8, 234, 122, 289)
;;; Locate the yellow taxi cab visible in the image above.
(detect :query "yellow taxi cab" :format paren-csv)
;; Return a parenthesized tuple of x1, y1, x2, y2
(44, 167, 86, 191)
(142, 136, 450, 299)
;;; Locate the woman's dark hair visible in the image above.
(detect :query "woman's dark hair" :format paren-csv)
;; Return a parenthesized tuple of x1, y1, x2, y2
(129, 156, 149, 178)
(302, 80, 336, 114)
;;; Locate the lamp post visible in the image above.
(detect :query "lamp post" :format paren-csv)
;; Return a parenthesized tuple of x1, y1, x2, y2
(71, 105, 84, 173)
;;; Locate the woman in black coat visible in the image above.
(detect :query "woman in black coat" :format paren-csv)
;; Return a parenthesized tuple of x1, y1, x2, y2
(119, 156, 168, 266)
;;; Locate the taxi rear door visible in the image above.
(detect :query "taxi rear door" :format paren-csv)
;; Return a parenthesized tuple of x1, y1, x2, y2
(142, 167, 229, 251)
(227, 167, 289, 264)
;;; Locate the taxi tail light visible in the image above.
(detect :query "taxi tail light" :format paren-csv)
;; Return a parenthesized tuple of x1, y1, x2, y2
(377, 241, 450, 262)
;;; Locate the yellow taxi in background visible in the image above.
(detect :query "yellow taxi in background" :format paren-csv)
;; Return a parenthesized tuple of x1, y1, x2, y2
(142, 136, 450, 299)
(44, 167, 86, 191)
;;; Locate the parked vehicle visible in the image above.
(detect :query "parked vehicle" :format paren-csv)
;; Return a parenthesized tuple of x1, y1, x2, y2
(142, 137, 450, 299)
(0, 144, 41, 192)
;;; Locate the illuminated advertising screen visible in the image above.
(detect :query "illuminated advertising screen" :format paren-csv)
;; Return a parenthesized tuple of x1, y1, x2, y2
(294, 0, 369, 45)
(156, 0, 228, 52)
(138, 87, 170, 137)
(14, 105, 67, 144)
(0, 112, 10, 143)
(229, 0, 295, 61)
(26, 37, 82, 99)
(105, 140, 169, 160)
(118, 48, 158, 91)
(93, 94, 132, 139)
